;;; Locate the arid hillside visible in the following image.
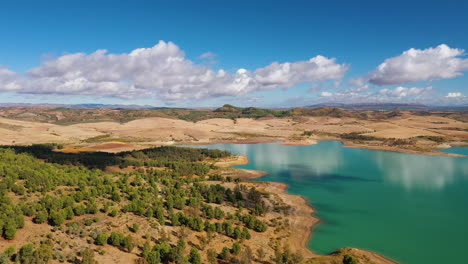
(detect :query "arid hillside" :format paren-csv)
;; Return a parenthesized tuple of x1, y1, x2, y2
(0, 106, 466, 155)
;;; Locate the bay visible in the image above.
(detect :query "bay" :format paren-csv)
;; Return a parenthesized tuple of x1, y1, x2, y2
(189, 141, 468, 264)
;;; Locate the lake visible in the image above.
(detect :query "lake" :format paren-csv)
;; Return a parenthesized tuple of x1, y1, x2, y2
(438, 146, 468, 156)
(189, 141, 468, 264)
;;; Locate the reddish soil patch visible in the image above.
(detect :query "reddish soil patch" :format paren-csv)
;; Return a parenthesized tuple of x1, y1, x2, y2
(88, 143, 133, 150)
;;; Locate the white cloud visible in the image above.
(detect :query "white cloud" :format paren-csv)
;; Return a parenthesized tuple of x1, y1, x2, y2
(0, 67, 20, 91)
(341, 84, 372, 94)
(320, 91, 334, 97)
(445, 92, 464, 98)
(369, 44, 468, 85)
(254, 56, 348, 90)
(378, 86, 433, 97)
(316, 86, 433, 103)
(0, 41, 348, 102)
(198, 52, 217, 59)
(348, 77, 367, 87)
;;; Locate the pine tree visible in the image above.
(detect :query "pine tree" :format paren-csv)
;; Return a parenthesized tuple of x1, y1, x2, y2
(188, 248, 201, 264)
(3, 221, 16, 240)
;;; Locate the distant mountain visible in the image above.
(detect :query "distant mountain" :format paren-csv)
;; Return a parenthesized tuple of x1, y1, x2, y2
(428, 105, 468, 112)
(0, 102, 466, 112)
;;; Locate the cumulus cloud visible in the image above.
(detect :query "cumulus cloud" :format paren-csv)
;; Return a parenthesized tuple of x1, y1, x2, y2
(320, 91, 334, 97)
(445, 92, 464, 98)
(378, 86, 433, 98)
(317, 86, 433, 103)
(0, 67, 20, 91)
(369, 44, 468, 85)
(0, 41, 348, 102)
(254, 56, 348, 90)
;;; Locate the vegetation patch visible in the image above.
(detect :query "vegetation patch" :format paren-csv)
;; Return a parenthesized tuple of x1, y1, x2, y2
(0, 144, 292, 264)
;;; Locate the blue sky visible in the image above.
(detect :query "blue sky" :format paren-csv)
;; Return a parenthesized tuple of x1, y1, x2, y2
(0, 0, 467, 107)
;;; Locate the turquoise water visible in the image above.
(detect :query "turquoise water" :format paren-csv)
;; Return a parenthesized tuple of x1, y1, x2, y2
(190, 141, 468, 264)
(438, 147, 468, 156)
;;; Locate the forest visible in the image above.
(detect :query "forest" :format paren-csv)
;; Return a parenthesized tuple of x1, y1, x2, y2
(0, 144, 288, 264)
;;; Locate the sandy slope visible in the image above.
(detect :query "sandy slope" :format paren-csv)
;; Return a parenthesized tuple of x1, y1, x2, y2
(0, 117, 103, 145)
(0, 113, 467, 155)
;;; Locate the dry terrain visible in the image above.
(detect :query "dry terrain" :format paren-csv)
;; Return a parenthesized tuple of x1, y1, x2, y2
(0, 108, 466, 156)
(0, 107, 466, 264)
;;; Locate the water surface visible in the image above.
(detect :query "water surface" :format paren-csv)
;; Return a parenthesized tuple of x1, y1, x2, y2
(191, 141, 468, 264)
(438, 146, 468, 156)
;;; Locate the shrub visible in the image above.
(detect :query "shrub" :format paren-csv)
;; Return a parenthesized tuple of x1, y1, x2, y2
(343, 254, 359, 264)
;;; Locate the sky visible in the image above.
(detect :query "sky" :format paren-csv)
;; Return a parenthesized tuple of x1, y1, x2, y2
(0, 0, 467, 107)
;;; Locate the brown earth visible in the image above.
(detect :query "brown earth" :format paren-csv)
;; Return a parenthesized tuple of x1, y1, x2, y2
(0, 111, 466, 156)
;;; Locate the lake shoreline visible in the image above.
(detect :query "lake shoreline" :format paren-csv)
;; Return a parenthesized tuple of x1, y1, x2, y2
(215, 153, 400, 264)
(215, 154, 318, 258)
(180, 137, 467, 158)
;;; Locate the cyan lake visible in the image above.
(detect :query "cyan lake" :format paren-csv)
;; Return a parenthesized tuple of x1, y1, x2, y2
(190, 141, 468, 264)
(438, 146, 468, 156)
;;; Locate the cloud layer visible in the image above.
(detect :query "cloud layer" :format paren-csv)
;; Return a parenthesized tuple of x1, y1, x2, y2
(0, 41, 347, 101)
(319, 86, 434, 103)
(369, 44, 468, 85)
(446, 92, 464, 98)
(1, 42, 466, 105)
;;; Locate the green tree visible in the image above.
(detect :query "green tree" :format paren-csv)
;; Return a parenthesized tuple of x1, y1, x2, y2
(188, 248, 201, 264)
(241, 227, 251, 240)
(146, 251, 161, 264)
(0, 254, 10, 264)
(63, 206, 75, 220)
(32, 242, 53, 264)
(107, 209, 117, 217)
(231, 242, 241, 255)
(219, 247, 230, 260)
(130, 223, 139, 233)
(81, 248, 98, 264)
(48, 210, 65, 226)
(343, 254, 359, 264)
(17, 244, 34, 264)
(95, 232, 108, 245)
(33, 210, 48, 224)
(122, 236, 135, 252)
(4, 247, 15, 258)
(73, 205, 87, 216)
(3, 221, 16, 240)
(111, 191, 121, 202)
(108, 232, 124, 247)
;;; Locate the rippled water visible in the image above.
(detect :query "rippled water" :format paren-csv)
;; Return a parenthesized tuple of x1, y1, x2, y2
(190, 141, 468, 264)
